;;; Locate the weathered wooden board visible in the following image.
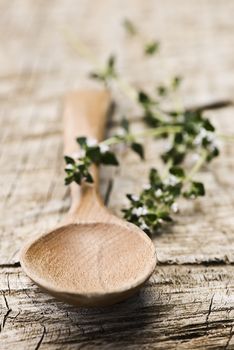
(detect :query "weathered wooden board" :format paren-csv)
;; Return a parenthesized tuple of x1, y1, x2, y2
(0, 265, 234, 349)
(0, 0, 234, 348)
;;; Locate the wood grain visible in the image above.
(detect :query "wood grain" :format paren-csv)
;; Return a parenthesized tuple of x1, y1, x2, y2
(0, 0, 234, 348)
(0, 265, 234, 349)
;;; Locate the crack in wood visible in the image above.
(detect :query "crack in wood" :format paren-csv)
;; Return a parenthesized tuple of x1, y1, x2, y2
(6, 273, 11, 294)
(168, 319, 234, 343)
(224, 325, 234, 350)
(206, 294, 215, 327)
(34, 324, 46, 350)
(0, 262, 21, 268)
(1, 292, 12, 329)
(7, 311, 21, 324)
(2, 292, 9, 310)
(2, 309, 12, 329)
(157, 259, 234, 266)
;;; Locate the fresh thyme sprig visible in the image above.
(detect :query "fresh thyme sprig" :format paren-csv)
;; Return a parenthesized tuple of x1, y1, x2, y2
(64, 19, 223, 236)
(65, 136, 119, 185)
(136, 88, 219, 165)
(64, 122, 183, 186)
(122, 165, 206, 235)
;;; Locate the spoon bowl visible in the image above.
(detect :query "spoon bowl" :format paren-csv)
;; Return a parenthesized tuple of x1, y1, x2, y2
(21, 221, 156, 306)
(20, 90, 156, 306)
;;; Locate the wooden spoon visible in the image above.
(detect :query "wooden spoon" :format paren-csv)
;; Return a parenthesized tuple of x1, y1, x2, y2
(20, 89, 156, 307)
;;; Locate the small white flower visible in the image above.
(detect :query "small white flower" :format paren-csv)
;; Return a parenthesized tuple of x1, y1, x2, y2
(194, 128, 215, 146)
(141, 207, 148, 215)
(140, 222, 149, 230)
(200, 128, 208, 137)
(158, 218, 163, 224)
(132, 206, 148, 216)
(138, 217, 144, 223)
(87, 138, 98, 147)
(143, 184, 151, 190)
(139, 217, 148, 229)
(99, 143, 110, 154)
(155, 188, 162, 197)
(132, 207, 139, 216)
(164, 175, 179, 186)
(65, 164, 73, 170)
(131, 195, 139, 202)
(171, 202, 179, 213)
(194, 128, 206, 145)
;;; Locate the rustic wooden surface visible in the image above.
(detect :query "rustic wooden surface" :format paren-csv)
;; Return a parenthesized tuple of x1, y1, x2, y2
(0, 0, 234, 348)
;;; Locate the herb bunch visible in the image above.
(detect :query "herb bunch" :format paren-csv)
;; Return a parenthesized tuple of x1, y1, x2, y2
(64, 118, 146, 185)
(64, 19, 220, 236)
(123, 167, 205, 235)
(137, 89, 219, 166)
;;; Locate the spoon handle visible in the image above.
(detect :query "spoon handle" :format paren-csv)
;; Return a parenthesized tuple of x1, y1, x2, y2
(63, 89, 111, 218)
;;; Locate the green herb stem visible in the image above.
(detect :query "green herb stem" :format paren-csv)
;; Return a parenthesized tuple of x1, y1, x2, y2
(218, 133, 234, 142)
(63, 29, 142, 102)
(136, 125, 182, 138)
(186, 150, 208, 181)
(101, 125, 182, 147)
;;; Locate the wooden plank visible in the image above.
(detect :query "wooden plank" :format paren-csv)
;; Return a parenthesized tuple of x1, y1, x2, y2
(0, 265, 233, 349)
(0, 0, 234, 348)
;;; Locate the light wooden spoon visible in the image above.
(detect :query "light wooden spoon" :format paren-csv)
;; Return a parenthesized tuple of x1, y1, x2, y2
(20, 89, 156, 307)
